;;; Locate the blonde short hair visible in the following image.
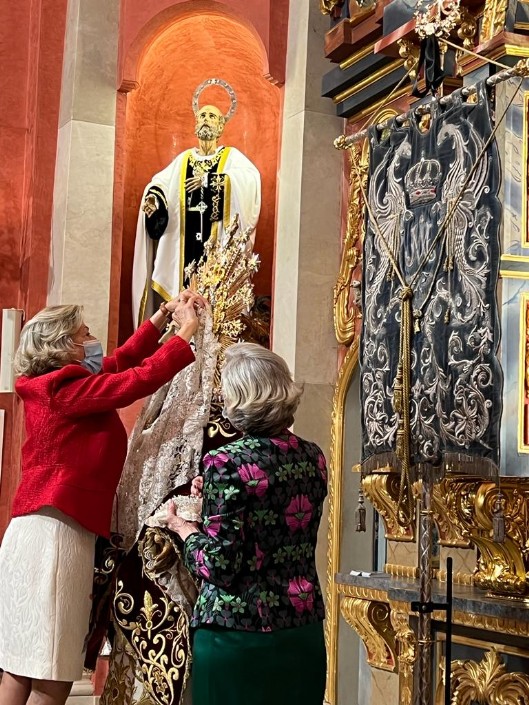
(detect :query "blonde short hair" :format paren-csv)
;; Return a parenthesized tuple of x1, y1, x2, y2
(14, 305, 84, 377)
(221, 343, 303, 436)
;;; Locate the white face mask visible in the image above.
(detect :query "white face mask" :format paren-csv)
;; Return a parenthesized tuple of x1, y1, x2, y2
(75, 340, 104, 374)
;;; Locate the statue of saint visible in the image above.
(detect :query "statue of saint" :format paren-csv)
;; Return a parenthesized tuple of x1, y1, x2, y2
(132, 79, 261, 326)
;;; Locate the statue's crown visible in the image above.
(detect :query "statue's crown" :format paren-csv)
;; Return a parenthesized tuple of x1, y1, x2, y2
(404, 157, 441, 206)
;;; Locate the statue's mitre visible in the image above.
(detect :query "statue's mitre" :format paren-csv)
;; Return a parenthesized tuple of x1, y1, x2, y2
(404, 156, 442, 206)
(192, 78, 238, 121)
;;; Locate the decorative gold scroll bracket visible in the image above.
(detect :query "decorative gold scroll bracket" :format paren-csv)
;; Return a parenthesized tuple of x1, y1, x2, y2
(362, 470, 417, 541)
(337, 584, 398, 672)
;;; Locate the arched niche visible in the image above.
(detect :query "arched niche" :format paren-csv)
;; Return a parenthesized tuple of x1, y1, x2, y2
(112, 6, 281, 343)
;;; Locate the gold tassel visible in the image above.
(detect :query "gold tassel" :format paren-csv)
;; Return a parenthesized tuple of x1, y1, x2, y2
(355, 487, 367, 532)
(492, 492, 506, 544)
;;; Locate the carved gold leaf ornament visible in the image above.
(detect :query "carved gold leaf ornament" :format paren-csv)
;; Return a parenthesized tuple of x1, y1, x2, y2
(449, 649, 529, 704)
(333, 144, 368, 345)
(389, 601, 417, 705)
(320, 0, 343, 14)
(397, 40, 420, 81)
(456, 8, 478, 58)
(420, 476, 481, 547)
(481, 0, 509, 42)
(415, 0, 462, 39)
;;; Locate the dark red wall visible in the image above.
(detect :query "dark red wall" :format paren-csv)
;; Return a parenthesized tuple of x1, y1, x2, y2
(0, 0, 69, 536)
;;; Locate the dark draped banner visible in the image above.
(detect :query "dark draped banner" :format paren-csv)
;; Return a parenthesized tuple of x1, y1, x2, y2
(361, 82, 503, 476)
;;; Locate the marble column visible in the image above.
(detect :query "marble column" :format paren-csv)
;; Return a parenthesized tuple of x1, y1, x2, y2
(273, 2, 342, 464)
(48, 0, 119, 348)
(272, 2, 342, 696)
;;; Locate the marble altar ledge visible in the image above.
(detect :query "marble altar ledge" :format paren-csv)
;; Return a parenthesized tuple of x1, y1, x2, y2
(335, 572, 529, 623)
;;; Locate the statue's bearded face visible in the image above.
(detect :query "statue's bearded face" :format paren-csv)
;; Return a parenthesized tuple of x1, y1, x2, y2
(195, 105, 225, 140)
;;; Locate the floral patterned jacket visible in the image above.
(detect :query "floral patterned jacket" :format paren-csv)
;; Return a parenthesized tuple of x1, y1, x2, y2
(183, 431, 327, 631)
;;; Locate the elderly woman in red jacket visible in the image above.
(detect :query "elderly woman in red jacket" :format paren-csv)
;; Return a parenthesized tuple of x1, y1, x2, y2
(0, 291, 204, 705)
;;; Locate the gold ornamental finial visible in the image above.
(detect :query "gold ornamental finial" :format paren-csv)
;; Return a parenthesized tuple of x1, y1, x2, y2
(334, 134, 349, 150)
(512, 58, 529, 77)
(320, 0, 343, 15)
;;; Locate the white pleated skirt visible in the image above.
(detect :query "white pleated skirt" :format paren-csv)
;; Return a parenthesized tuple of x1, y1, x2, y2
(0, 507, 95, 681)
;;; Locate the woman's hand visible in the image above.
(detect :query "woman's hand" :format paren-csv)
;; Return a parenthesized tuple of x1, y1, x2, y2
(190, 476, 204, 498)
(166, 289, 207, 313)
(166, 501, 201, 540)
(172, 296, 201, 342)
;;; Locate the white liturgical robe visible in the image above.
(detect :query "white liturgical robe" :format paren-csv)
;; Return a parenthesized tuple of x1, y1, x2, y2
(132, 145, 261, 326)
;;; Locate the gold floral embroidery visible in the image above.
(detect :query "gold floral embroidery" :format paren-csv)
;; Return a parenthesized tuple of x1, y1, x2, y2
(112, 578, 191, 705)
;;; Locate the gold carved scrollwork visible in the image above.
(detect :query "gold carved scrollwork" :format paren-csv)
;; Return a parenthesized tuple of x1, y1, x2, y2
(428, 476, 481, 548)
(470, 481, 529, 596)
(449, 611, 529, 638)
(363, 470, 416, 541)
(447, 648, 529, 704)
(457, 8, 478, 50)
(385, 563, 419, 579)
(340, 594, 397, 671)
(397, 40, 420, 80)
(389, 601, 417, 705)
(320, 0, 344, 14)
(333, 144, 368, 345)
(455, 8, 478, 74)
(481, 0, 509, 41)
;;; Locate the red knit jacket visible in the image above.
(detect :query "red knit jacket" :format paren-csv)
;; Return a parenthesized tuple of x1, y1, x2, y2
(12, 321, 195, 537)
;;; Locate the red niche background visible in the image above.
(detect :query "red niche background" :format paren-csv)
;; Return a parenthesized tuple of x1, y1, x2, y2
(115, 10, 281, 343)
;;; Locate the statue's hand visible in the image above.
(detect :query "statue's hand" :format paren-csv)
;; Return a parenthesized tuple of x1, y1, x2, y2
(185, 175, 204, 193)
(143, 193, 159, 217)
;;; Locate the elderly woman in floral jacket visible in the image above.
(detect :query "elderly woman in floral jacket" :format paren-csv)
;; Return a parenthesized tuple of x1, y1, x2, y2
(167, 342, 327, 705)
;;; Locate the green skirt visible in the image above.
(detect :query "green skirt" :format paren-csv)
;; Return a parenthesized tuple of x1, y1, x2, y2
(191, 621, 326, 705)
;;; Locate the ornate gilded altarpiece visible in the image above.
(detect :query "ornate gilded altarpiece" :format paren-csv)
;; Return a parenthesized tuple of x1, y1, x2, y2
(321, 1, 529, 704)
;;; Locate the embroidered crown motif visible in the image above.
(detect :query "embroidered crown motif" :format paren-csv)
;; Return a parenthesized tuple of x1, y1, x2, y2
(404, 157, 442, 205)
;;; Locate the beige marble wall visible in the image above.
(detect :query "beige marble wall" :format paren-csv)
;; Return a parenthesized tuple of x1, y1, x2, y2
(386, 540, 419, 573)
(273, 3, 345, 703)
(370, 668, 399, 705)
(48, 0, 119, 348)
(273, 3, 342, 573)
(273, 1, 342, 457)
(439, 546, 477, 584)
